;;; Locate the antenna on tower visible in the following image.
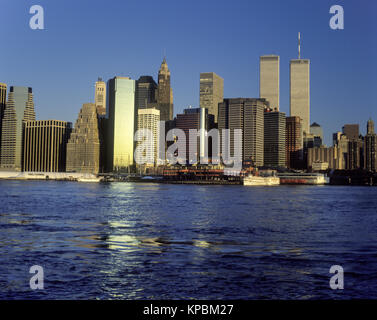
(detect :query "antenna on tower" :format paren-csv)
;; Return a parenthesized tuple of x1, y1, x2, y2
(298, 32, 301, 59)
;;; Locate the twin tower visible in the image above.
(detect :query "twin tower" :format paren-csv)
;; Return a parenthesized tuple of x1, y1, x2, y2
(260, 49, 310, 135)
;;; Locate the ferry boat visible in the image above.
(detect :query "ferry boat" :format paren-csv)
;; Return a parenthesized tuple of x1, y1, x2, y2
(277, 172, 327, 185)
(243, 175, 280, 186)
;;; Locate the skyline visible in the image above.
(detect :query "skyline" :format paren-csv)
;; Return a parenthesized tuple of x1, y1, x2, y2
(1, 0, 377, 146)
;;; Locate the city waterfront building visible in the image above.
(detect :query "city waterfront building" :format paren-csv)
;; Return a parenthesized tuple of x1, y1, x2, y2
(342, 124, 359, 141)
(308, 146, 341, 170)
(364, 119, 377, 171)
(310, 122, 323, 147)
(333, 133, 349, 170)
(0, 86, 35, 171)
(260, 55, 279, 111)
(136, 108, 160, 167)
(66, 103, 100, 174)
(264, 109, 286, 167)
(175, 107, 214, 164)
(23, 120, 72, 172)
(218, 98, 266, 166)
(157, 58, 173, 121)
(199, 72, 224, 123)
(290, 59, 310, 135)
(285, 116, 303, 169)
(0, 83, 7, 159)
(135, 76, 158, 111)
(106, 76, 136, 172)
(347, 139, 363, 170)
(95, 78, 106, 116)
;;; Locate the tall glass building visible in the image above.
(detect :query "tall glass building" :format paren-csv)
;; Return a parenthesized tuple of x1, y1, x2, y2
(0, 83, 7, 159)
(0, 86, 35, 171)
(106, 77, 136, 172)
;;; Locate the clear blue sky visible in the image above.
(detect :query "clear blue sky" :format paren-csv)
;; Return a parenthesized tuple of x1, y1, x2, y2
(1, 0, 376, 145)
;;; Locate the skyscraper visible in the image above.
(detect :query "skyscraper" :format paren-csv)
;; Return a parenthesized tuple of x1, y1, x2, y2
(286, 116, 303, 169)
(290, 59, 310, 135)
(23, 120, 72, 172)
(264, 110, 286, 168)
(106, 76, 136, 172)
(135, 76, 158, 111)
(342, 124, 359, 141)
(0, 86, 35, 171)
(0, 83, 7, 159)
(364, 119, 377, 172)
(218, 98, 266, 166)
(310, 122, 323, 147)
(260, 55, 279, 111)
(95, 78, 106, 116)
(136, 108, 160, 167)
(175, 107, 215, 164)
(157, 58, 174, 121)
(200, 72, 224, 123)
(66, 103, 100, 174)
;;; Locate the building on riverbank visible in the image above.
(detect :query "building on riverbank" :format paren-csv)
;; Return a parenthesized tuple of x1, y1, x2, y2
(0, 86, 35, 171)
(66, 103, 100, 174)
(23, 120, 72, 172)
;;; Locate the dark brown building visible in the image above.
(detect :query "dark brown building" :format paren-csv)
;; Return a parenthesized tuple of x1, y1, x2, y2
(286, 116, 303, 169)
(342, 124, 359, 141)
(175, 107, 214, 164)
(364, 119, 377, 172)
(0, 83, 6, 159)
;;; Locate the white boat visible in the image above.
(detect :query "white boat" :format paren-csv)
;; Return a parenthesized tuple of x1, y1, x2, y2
(77, 174, 103, 183)
(243, 175, 280, 186)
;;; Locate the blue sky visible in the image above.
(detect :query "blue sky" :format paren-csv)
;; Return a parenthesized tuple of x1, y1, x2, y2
(1, 0, 376, 145)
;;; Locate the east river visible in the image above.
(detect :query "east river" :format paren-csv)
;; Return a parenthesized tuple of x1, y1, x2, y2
(0, 180, 376, 299)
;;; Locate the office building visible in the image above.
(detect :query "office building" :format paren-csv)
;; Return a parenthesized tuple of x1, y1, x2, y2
(175, 107, 214, 164)
(286, 116, 303, 169)
(106, 76, 136, 172)
(136, 108, 160, 166)
(342, 124, 359, 141)
(95, 78, 106, 116)
(23, 120, 72, 172)
(218, 98, 266, 166)
(157, 58, 173, 121)
(264, 110, 286, 168)
(66, 103, 100, 174)
(260, 55, 279, 111)
(135, 76, 158, 111)
(200, 72, 224, 123)
(0, 83, 7, 159)
(0, 86, 35, 171)
(333, 133, 349, 170)
(290, 59, 310, 135)
(348, 139, 363, 170)
(310, 122, 323, 147)
(308, 146, 337, 170)
(364, 119, 377, 172)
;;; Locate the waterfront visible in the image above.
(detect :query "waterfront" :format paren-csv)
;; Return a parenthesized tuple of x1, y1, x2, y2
(0, 180, 377, 299)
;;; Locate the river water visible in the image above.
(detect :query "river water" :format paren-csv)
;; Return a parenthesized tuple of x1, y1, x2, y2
(0, 180, 376, 299)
